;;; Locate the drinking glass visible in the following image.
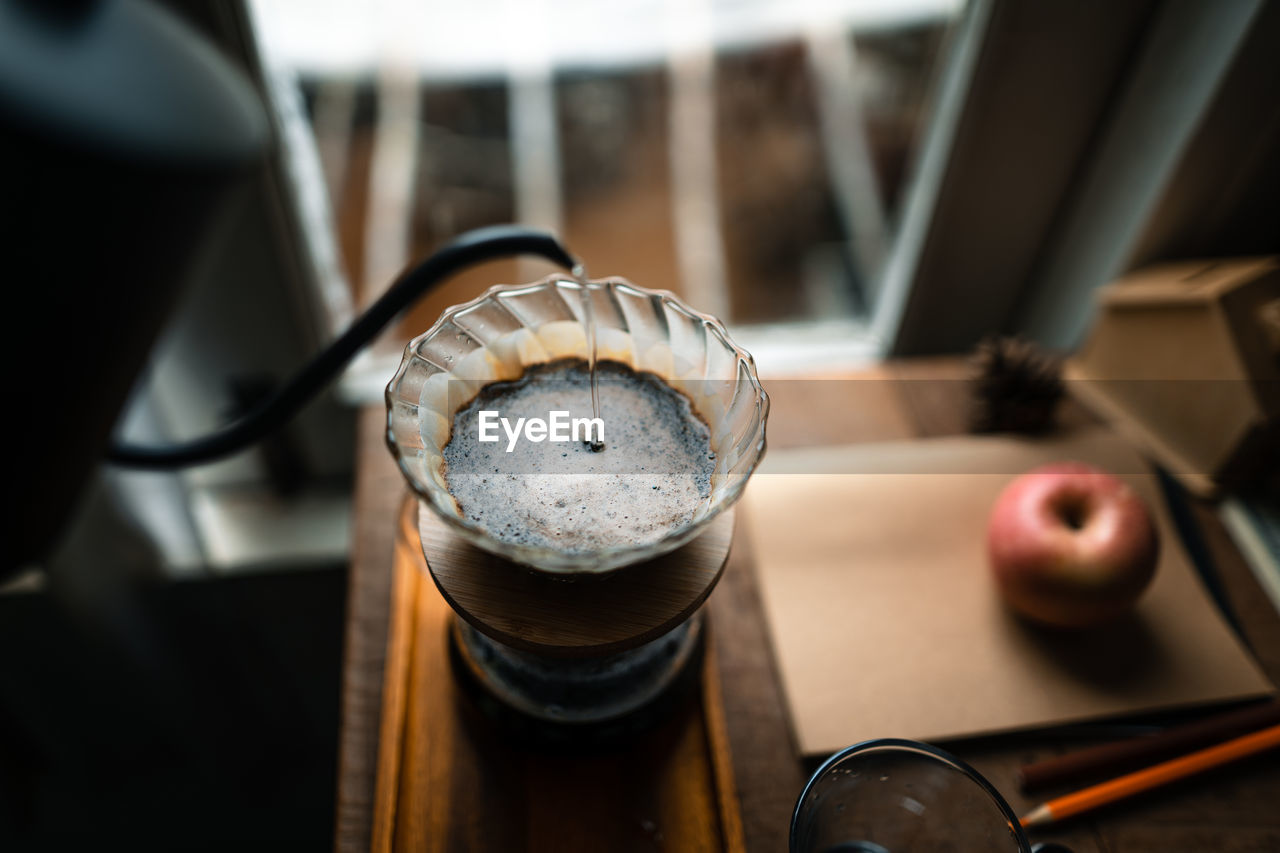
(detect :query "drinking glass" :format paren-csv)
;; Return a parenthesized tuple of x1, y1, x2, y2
(791, 739, 1071, 853)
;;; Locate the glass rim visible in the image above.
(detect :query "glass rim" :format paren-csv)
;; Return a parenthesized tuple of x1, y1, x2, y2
(790, 737, 1032, 853)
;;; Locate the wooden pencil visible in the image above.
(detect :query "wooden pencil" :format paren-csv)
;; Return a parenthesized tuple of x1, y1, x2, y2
(1019, 700, 1280, 791)
(1020, 722, 1280, 828)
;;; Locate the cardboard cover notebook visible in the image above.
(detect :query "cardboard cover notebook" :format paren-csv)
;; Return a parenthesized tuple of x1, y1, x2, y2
(747, 429, 1274, 757)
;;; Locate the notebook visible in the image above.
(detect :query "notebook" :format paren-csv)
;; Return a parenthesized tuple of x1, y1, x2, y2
(747, 429, 1274, 755)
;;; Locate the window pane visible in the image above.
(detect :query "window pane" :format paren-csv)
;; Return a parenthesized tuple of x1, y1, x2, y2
(260, 0, 963, 342)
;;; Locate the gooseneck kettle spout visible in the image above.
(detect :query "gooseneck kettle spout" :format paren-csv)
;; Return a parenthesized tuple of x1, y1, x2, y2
(108, 225, 578, 469)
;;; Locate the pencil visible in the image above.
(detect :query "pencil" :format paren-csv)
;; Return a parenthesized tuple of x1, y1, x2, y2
(1020, 722, 1280, 828)
(1019, 700, 1280, 791)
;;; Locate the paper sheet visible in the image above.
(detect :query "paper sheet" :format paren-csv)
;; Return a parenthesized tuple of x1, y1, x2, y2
(747, 429, 1274, 756)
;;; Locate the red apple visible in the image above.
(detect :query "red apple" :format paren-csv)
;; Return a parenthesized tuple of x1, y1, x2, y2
(987, 462, 1159, 628)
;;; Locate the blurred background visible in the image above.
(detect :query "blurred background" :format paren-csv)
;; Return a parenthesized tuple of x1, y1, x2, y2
(2, 0, 1277, 848)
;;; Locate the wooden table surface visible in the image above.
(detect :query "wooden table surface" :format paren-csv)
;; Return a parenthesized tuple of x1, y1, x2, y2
(334, 358, 1280, 852)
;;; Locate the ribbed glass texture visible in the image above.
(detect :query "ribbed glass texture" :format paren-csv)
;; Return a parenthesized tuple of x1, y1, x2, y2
(385, 275, 769, 573)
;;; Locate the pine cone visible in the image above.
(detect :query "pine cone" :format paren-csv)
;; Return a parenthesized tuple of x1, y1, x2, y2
(968, 336, 1064, 434)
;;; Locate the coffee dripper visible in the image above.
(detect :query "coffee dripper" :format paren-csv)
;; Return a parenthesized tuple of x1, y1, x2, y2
(386, 273, 769, 737)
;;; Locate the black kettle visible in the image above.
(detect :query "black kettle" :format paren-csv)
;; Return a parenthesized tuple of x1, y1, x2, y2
(0, 0, 268, 575)
(0, 0, 578, 580)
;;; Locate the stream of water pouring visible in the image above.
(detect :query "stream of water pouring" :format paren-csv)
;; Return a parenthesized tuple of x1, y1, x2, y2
(571, 263, 605, 451)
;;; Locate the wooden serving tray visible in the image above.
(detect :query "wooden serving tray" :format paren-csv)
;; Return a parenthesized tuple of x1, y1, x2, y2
(370, 496, 746, 852)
